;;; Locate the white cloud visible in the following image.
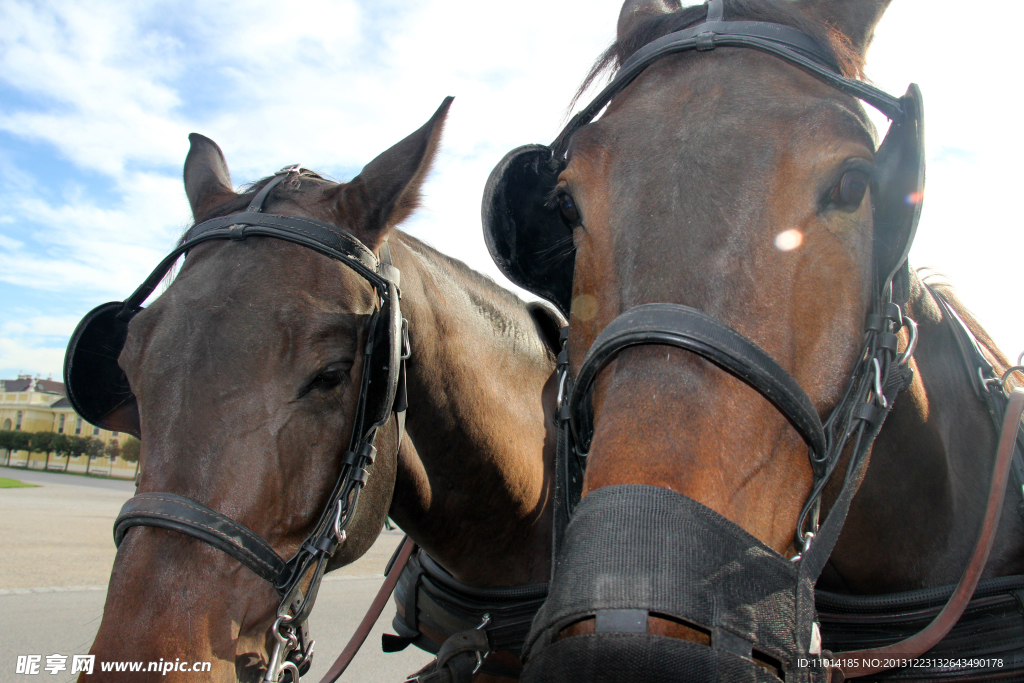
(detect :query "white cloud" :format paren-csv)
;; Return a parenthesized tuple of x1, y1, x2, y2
(2, 314, 81, 338)
(0, 337, 67, 380)
(0, 0, 1022, 374)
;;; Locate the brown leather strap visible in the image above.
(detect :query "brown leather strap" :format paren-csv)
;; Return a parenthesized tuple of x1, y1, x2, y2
(318, 536, 416, 683)
(838, 388, 1024, 679)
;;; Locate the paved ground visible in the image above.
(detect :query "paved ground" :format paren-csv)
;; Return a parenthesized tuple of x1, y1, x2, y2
(0, 466, 433, 681)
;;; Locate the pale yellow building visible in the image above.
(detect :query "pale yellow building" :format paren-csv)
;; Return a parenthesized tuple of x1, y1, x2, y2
(0, 375, 134, 476)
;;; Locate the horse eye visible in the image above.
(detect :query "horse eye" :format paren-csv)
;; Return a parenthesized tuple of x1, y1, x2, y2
(830, 169, 869, 208)
(557, 193, 581, 227)
(312, 367, 346, 390)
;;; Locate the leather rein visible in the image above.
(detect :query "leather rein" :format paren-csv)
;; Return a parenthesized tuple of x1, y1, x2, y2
(111, 167, 408, 683)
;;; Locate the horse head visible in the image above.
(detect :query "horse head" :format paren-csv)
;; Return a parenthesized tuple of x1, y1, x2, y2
(81, 99, 451, 681)
(483, 1, 930, 679)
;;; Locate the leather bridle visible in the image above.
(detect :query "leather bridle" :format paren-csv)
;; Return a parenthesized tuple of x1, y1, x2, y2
(106, 167, 409, 683)
(526, 1, 1024, 679)
(551, 0, 920, 553)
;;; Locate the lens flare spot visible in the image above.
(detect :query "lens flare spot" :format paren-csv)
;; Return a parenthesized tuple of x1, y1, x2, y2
(774, 229, 803, 252)
(572, 294, 598, 321)
(906, 191, 924, 205)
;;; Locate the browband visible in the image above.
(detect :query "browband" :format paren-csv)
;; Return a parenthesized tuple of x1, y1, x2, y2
(552, 0, 907, 156)
(118, 171, 390, 317)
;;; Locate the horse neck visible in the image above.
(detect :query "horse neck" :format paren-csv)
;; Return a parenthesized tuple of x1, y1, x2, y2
(821, 270, 1024, 593)
(386, 233, 557, 587)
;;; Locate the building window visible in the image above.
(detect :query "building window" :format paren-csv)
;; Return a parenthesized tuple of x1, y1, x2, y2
(58, 414, 65, 433)
(92, 426, 99, 436)
(15, 411, 22, 430)
(1, 419, 10, 430)
(111, 431, 119, 438)
(75, 417, 83, 435)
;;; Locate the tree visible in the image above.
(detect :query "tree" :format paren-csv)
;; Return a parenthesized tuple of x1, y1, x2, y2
(105, 439, 121, 470)
(121, 437, 141, 478)
(51, 434, 72, 472)
(0, 430, 15, 466)
(66, 436, 90, 472)
(85, 438, 104, 475)
(30, 432, 56, 471)
(9, 432, 32, 467)
(120, 437, 140, 463)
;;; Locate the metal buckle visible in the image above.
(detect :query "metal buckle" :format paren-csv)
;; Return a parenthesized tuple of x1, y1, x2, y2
(898, 316, 918, 366)
(333, 499, 348, 545)
(556, 367, 568, 412)
(265, 615, 298, 682)
(790, 531, 814, 563)
(401, 318, 411, 360)
(276, 164, 303, 175)
(871, 358, 888, 409)
(472, 614, 492, 676)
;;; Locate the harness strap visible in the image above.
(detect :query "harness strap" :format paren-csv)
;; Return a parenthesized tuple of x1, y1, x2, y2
(930, 286, 1024, 523)
(408, 629, 491, 683)
(837, 389, 1024, 677)
(317, 536, 416, 683)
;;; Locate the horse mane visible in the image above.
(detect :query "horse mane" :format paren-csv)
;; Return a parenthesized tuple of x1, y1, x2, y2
(571, 0, 863, 112)
(919, 269, 1017, 380)
(395, 231, 563, 357)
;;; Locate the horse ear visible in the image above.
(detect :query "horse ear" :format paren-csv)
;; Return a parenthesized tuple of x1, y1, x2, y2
(796, 0, 892, 57)
(336, 96, 453, 250)
(617, 0, 681, 41)
(183, 133, 235, 219)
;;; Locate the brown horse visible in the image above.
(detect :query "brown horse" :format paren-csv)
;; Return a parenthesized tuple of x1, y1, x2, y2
(84, 100, 558, 682)
(487, 0, 1024, 681)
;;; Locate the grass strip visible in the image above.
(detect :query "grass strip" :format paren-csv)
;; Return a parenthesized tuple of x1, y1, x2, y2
(0, 477, 38, 488)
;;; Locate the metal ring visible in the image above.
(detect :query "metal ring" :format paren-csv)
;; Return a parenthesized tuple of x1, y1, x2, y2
(1000, 365, 1024, 392)
(279, 661, 300, 683)
(979, 366, 1002, 390)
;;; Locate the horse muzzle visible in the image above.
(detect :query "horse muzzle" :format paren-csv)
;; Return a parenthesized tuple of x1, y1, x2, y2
(520, 485, 828, 683)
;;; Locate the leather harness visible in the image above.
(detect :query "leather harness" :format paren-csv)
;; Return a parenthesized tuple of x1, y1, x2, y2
(376, 291, 1024, 682)
(83, 168, 410, 683)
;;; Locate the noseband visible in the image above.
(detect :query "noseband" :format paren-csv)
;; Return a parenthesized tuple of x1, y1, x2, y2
(75, 167, 408, 682)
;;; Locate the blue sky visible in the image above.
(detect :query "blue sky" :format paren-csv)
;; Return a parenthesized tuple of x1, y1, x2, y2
(1, 0, 1022, 381)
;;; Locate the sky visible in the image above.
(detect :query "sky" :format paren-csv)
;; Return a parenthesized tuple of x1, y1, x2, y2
(0, 0, 1021, 382)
